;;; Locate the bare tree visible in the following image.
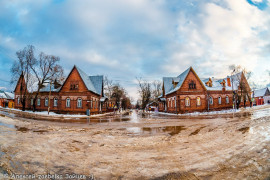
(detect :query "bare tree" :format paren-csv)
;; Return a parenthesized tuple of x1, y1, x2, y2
(151, 80, 162, 101)
(229, 64, 252, 108)
(11, 45, 63, 112)
(30, 52, 63, 112)
(104, 76, 114, 98)
(137, 78, 151, 110)
(11, 45, 36, 111)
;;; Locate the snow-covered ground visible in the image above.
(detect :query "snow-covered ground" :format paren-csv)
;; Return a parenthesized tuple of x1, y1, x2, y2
(0, 107, 113, 118)
(155, 104, 270, 116)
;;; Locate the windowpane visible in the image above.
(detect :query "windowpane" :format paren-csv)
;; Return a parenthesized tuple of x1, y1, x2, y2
(185, 97, 190, 106)
(66, 98, 70, 107)
(197, 97, 201, 106)
(218, 97, 222, 104)
(37, 98, 40, 106)
(54, 98, 58, 107)
(45, 98, 48, 107)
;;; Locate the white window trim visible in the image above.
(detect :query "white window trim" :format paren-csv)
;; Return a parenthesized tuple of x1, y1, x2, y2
(218, 97, 222, 104)
(45, 97, 48, 107)
(37, 98, 40, 106)
(77, 98, 82, 108)
(66, 98, 70, 107)
(54, 98, 58, 107)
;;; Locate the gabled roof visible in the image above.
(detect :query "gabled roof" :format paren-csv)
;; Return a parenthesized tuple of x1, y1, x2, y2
(164, 67, 206, 95)
(0, 91, 14, 99)
(75, 66, 103, 96)
(253, 87, 269, 98)
(76, 66, 97, 94)
(89, 75, 103, 96)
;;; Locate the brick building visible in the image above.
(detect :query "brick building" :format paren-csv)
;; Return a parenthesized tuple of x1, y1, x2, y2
(14, 65, 108, 114)
(158, 67, 251, 113)
(252, 87, 270, 105)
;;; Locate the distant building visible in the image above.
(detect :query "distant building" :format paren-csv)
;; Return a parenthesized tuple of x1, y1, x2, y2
(252, 87, 270, 105)
(14, 65, 108, 114)
(158, 67, 251, 113)
(0, 91, 14, 108)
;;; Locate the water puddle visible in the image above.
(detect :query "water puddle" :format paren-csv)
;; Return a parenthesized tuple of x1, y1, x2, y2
(15, 126, 29, 133)
(189, 126, 206, 136)
(0, 121, 15, 129)
(238, 127, 250, 134)
(120, 126, 186, 136)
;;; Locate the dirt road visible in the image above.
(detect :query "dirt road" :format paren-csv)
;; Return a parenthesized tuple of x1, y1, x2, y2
(1, 106, 270, 179)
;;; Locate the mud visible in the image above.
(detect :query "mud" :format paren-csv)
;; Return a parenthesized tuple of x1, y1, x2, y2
(0, 106, 270, 179)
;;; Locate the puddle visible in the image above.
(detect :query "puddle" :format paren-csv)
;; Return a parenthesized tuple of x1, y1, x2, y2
(121, 126, 186, 136)
(15, 126, 29, 133)
(0, 121, 15, 129)
(189, 126, 206, 136)
(238, 127, 250, 134)
(33, 130, 48, 134)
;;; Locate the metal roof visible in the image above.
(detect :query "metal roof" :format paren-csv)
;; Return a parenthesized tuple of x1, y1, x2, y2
(165, 67, 191, 95)
(253, 87, 270, 98)
(76, 66, 103, 96)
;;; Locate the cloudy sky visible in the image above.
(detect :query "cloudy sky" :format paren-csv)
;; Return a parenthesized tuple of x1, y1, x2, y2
(0, 0, 270, 101)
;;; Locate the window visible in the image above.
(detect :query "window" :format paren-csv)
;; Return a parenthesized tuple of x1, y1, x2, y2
(77, 98, 82, 108)
(37, 98, 40, 106)
(189, 80, 196, 89)
(91, 100, 93, 109)
(218, 96, 222, 104)
(197, 97, 201, 106)
(17, 97, 20, 105)
(45, 97, 48, 107)
(185, 97, 190, 106)
(171, 98, 173, 107)
(209, 96, 213, 105)
(226, 96, 229, 104)
(66, 98, 70, 107)
(31, 99, 33, 106)
(54, 98, 58, 107)
(70, 81, 79, 90)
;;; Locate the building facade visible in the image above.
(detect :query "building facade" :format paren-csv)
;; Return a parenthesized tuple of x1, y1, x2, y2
(253, 87, 270, 105)
(14, 66, 108, 114)
(0, 91, 14, 108)
(158, 67, 251, 113)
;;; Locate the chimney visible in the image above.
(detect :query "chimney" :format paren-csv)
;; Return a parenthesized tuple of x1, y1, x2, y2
(227, 76, 231, 87)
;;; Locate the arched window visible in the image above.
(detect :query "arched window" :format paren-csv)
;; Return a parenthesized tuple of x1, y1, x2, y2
(45, 97, 48, 107)
(185, 97, 190, 106)
(197, 97, 201, 106)
(37, 98, 40, 106)
(66, 98, 70, 107)
(226, 96, 229, 104)
(218, 96, 222, 104)
(54, 98, 58, 107)
(77, 98, 82, 108)
(209, 96, 213, 105)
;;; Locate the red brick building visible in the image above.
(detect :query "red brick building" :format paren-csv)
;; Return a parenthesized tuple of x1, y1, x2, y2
(14, 66, 108, 114)
(158, 67, 251, 113)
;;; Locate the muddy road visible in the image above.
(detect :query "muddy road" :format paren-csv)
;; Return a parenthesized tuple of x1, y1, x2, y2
(1, 106, 270, 179)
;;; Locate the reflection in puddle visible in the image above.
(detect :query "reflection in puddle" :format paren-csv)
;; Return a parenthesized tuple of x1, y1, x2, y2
(124, 126, 186, 136)
(0, 121, 15, 129)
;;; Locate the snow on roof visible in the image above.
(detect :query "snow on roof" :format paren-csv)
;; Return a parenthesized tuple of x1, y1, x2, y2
(4, 92, 14, 99)
(0, 92, 7, 99)
(40, 83, 61, 92)
(76, 66, 103, 96)
(165, 67, 191, 95)
(0, 91, 14, 99)
(253, 87, 269, 97)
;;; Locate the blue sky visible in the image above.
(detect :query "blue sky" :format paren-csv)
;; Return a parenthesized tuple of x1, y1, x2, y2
(0, 0, 270, 101)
